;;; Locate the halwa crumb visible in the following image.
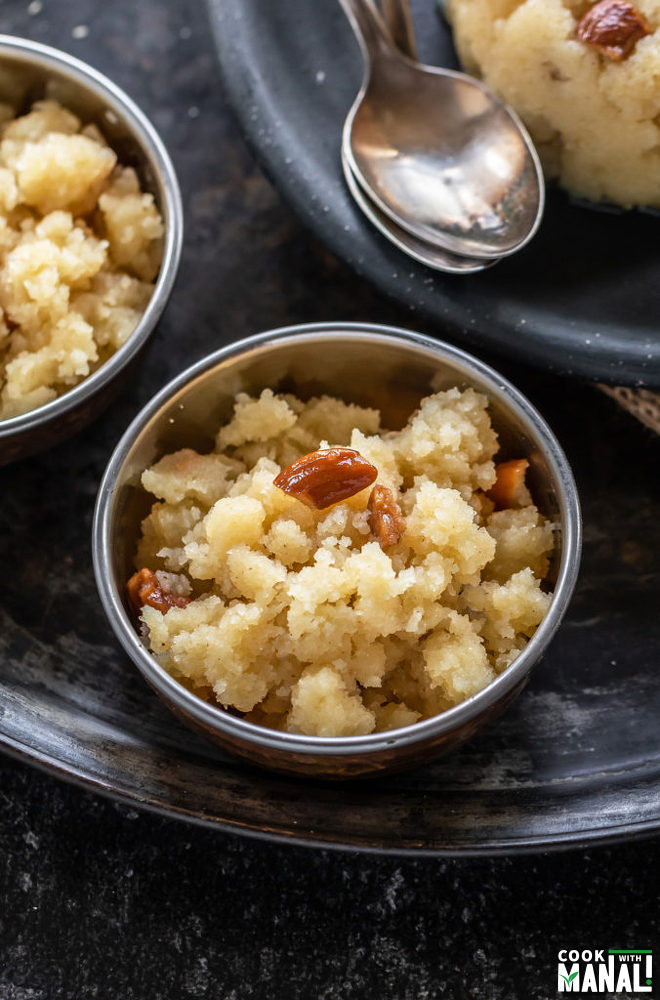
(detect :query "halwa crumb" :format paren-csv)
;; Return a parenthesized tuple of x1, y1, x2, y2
(0, 99, 164, 420)
(131, 388, 555, 737)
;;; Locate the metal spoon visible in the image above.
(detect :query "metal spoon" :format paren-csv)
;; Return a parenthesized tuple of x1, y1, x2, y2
(339, 0, 544, 260)
(380, 0, 418, 61)
(342, 146, 494, 272)
(342, 0, 495, 271)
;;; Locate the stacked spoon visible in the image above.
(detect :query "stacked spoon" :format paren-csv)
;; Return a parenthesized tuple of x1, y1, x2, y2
(339, 0, 545, 272)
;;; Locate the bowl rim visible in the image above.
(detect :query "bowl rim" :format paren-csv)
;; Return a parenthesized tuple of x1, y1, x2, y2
(0, 33, 183, 438)
(93, 321, 582, 757)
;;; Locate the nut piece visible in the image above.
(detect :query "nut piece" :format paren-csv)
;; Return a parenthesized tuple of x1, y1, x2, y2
(576, 0, 650, 60)
(274, 447, 377, 510)
(368, 484, 407, 549)
(487, 459, 530, 510)
(127, 568, 191, 614)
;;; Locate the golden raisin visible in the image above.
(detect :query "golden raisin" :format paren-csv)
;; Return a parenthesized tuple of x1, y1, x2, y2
(273, 447, 377, 510)
(576, 0, 650, 60)
(127, 568, 191, 614)
(487, 459, 529, 510)
(368, 485, 407, 549)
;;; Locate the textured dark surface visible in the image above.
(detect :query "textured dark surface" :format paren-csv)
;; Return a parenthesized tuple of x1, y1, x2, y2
(0, 757, 659, 999)
(0, 0, 659, 995)
(210, 0, 660, 386)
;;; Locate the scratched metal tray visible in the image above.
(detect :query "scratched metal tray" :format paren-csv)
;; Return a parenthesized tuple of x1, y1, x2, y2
(1, 0, 659, 853)
(1, 350, 659, 854)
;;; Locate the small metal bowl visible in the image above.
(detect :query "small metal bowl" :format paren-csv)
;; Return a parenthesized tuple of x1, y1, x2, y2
(93, 323, 581, 778)
(0, 35, 183, 465)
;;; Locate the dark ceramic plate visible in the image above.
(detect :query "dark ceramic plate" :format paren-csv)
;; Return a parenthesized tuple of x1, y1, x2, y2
(208, 0, 660, 388)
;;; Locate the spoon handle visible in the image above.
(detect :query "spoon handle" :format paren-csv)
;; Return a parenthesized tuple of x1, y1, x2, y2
(380, 0, 418, 60)
(338, 0, 395, 59)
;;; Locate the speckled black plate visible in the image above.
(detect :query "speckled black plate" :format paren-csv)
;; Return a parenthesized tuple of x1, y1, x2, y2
(208, 0, 660, 387)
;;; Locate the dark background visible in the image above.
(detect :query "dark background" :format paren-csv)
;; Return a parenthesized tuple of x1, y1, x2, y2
(0, 1, 658, 997)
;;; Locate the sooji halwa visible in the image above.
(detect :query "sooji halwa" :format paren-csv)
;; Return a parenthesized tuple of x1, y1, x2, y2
(127, 387, 555, 738)
(0, 99, 163, 419)
(447, 0, 660, 207)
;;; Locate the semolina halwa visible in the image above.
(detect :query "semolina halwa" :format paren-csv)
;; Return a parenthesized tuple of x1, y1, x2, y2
(129, 388, 555, 738)
(0, 99, 164, 420)
(446, 0, 660, 207)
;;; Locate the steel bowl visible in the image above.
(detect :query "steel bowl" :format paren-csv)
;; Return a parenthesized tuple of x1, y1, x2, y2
(93, 323, 581, 778)
(0, 34, 183, 465)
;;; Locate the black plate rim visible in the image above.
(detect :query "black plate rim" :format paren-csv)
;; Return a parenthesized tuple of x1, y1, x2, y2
(4, 732, 660, 857)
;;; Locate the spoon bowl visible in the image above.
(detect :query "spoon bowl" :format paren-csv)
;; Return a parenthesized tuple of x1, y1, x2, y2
(342, 146, 496, 273)
(340, 0, 544, 260)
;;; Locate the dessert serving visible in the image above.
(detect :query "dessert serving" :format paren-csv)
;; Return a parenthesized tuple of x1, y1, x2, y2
(0, 98, 164, 420)
(126, 386, 555, 738)
(446, 0, 660, 207)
